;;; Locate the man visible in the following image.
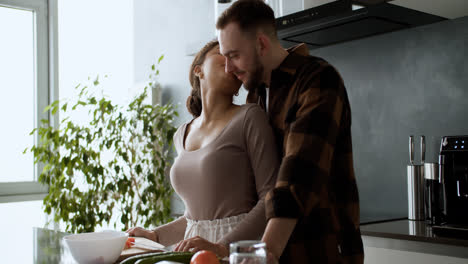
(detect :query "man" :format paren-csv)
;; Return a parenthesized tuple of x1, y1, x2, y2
(217, 1, 364, 263)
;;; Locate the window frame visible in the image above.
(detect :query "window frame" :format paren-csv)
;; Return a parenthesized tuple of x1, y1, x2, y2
(0, 0, 58, 203)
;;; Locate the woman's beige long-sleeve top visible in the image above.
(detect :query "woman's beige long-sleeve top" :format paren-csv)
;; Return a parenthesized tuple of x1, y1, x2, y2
(155, 104, 280, 247)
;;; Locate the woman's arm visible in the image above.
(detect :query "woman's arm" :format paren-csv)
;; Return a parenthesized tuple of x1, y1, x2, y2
(152, 125, 189, 246)
(126, 216, 187, 246)
(153, 215, 187, 246)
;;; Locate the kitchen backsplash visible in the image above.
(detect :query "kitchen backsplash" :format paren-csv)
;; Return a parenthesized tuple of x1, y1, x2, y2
(310, 16, 468, 222)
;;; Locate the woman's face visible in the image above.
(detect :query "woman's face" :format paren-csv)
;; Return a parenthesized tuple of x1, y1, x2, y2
(201, 45, 242, 96)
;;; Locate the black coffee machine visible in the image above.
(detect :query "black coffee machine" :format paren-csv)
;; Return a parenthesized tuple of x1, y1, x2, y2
(433, 136, 468, 237)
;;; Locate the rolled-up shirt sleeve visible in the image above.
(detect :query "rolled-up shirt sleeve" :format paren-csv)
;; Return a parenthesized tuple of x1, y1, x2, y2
(265, 66, 345, 220)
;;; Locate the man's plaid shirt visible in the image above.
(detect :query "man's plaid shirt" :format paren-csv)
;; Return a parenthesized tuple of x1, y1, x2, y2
(247, 43, 364, 264)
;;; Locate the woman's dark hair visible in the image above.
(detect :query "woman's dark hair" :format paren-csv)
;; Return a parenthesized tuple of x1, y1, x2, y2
(187, 39, 219, 118)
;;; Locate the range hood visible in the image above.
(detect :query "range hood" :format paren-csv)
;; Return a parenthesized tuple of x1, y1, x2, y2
(276, 0, 447, 49)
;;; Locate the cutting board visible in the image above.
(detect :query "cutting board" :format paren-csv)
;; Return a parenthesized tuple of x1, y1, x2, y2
(116, 237, 165, 263)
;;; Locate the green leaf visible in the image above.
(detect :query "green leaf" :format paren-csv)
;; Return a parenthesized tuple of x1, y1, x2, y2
(43, 100, 59, 113)
(43, 105, 52, 113)
(135, 164, 142, 175)
(29, 128, 37, 135)
(93, 75, 99, 86)
(158, 55, 164, 64)
(51, 105, 58, 115)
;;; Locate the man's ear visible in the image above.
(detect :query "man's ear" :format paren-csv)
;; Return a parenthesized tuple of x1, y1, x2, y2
(257, 33, 271, 57)
(194, 65, 204, 79)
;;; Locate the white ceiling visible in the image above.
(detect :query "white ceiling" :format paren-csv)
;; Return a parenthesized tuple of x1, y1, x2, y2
(391, 0, 468, 19)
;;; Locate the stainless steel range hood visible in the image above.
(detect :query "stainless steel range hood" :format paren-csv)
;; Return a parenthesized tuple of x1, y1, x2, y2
(276, 0, 447, 49)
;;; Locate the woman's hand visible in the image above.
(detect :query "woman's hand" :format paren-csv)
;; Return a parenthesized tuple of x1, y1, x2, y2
(126, 227, 158, 242)
(174, 236, 229, 258)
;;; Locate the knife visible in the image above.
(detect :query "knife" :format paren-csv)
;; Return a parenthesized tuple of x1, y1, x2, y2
(409, 135, 414, 165)
(421, 135, 425, 164)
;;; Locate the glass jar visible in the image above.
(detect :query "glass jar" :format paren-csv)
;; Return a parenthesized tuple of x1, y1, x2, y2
(229, 240, 267, 264)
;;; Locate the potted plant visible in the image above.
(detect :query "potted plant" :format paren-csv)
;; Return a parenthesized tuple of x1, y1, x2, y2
(27, 56, 178, 233)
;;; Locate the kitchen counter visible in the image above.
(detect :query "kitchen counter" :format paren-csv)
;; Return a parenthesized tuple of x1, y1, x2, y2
(359, 212, 407, 225)
(361, 219, 468, 259)
(22, 227, 75, 263)
(13, 223, 468, 263)
(11, 227, 229, 264)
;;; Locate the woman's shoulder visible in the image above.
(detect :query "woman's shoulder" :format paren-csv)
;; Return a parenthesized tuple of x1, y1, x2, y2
(240, 103, 268, 122)
(173, 119, 194, 152)
(241, 103, 262, 110)
(223, 104, 267, 136)
(173, 123, 185, 141)
(236, 104, 271, 136)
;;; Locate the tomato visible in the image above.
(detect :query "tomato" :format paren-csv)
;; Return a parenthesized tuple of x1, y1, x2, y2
(190, 250, 220, 264)
(124, 237, 135, 249)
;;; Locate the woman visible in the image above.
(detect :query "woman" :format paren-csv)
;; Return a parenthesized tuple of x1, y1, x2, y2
(127, 40, 279, 258)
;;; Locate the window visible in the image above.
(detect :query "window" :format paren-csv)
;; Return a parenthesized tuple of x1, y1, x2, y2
(0, 0, 58, 203)
(0, 6, 35, 183)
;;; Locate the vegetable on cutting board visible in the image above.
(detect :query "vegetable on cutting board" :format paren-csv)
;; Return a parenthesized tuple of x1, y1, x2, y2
(120, 251, 194, 264)
(124, 237, 136, 250)
(190, 250, 220, 264)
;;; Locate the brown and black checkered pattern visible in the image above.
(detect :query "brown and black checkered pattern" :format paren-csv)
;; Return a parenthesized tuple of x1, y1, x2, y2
(248, 44, 364, 264)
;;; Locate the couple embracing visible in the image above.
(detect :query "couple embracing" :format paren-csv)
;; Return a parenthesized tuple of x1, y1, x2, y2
(128, 1, 363, 263)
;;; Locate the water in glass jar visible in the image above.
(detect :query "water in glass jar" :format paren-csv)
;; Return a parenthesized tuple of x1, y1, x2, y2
(230, 252, 266, 264)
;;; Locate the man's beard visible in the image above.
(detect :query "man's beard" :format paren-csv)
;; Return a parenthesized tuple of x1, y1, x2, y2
(243, 52, 264, 91)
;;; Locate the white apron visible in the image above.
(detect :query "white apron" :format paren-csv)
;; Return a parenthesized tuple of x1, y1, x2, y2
(184, 213, 247, 243)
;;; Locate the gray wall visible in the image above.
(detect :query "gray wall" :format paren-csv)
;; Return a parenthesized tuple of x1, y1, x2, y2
(134, 0, 215, 125)
(134, 0, 215, 215)
(133, 0, 248, 123)
(310, 16, 468, 221)
(134, 1, 468, 220)
(133, 0, 250, 216)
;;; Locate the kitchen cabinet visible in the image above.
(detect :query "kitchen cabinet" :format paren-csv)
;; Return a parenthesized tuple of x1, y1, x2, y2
(364, 246, 467, 264)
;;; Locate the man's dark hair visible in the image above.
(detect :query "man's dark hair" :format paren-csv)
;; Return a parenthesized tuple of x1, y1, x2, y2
(216, 0, 277, 38)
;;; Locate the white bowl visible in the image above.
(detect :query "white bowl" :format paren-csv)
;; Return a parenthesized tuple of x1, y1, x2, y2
(63, 230, 128, 264)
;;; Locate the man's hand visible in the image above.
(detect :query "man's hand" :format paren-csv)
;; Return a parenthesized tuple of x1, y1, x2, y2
(174, 236, 229, 258)
(266, 250, 279, 264)
(126, 227, 158, 242)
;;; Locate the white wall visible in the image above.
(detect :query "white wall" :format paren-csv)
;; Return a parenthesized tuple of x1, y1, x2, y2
(134, 0, 215, 215)
(133, 0, 250, 215)
(133, 0, 248, 127)
(134, 0, 214, 125)
(58, 0, 134, 231)
(59, 0, 134, 106)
